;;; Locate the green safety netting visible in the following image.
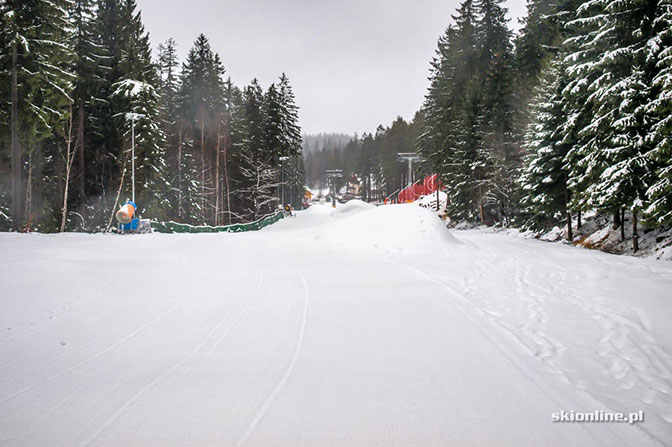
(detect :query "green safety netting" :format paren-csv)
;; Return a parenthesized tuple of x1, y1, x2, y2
(151, 211, 284, 234)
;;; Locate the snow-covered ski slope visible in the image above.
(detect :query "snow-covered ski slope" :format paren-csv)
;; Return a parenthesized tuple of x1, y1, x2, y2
(1, 202, 671, 446)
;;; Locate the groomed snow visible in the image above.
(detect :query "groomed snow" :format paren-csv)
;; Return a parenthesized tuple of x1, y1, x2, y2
(0, 202, 671, 446)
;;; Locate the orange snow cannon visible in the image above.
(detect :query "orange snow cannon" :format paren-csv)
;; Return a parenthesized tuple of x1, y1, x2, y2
(115, 201, 136, 224)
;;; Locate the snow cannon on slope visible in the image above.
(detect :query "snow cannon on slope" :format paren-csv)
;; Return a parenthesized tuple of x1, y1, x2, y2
(116, 200, 136, 224)
(116, 200, 139, 231)
(115, 200, 150, 233)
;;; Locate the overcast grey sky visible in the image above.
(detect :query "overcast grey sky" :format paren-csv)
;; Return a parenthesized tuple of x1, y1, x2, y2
(137, 0, 527, 135)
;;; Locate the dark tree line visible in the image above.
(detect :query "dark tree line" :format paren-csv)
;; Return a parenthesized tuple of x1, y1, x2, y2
(0, 0, 304, 232)
(306, 0, 671, 250)
(304, 115, 424, 201)
(421, 0, 672, 246)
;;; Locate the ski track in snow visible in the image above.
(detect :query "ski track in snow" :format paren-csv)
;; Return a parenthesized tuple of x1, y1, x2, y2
(81, 267, 265, 446)
(0, 256, 235, 407)
(438, 235, 672, 444)
(384, 258, 616, 445)
(1, 204, 671, 446)
(236, 263, 309, 447)
(0, 268, 215, 379)
(15, 259, 252, 445)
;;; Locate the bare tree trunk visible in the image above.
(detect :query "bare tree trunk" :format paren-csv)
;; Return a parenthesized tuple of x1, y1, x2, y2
(77, 104, 86, 216)
(215, 122, 221, 226)
(25, 152, 32, 231)
(478, 185, 485, 224)
(613, 209, 621, 230)
(177, 122, 183, 219)
(105, 154, 129, 233)
(223, 131, 231, 225)
(564, 182, 572, 241)
(11, 40, 23, 231)
(60, 105, 76, 232)
(620, 208, 626, 241)
(200, 106, 206, 222)
(577, 210, 582, 229)
(632, 209, 639, 253)
(33, 142, 44, 227)
(55, 142, 64, 211)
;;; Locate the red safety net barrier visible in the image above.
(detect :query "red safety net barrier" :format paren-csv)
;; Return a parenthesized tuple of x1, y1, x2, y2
(398, 174, 441, 203)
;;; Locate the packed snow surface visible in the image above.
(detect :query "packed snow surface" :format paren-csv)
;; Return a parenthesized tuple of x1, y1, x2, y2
(1, 202, 671, 446)
(330, 198, 374, 217)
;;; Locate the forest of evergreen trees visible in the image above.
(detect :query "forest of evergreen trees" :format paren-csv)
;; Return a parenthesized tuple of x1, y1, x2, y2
(2, 0, 671, 242)
(421, 0, 672, 244)
(303, 117, 424, 200)
(0, 0, 304, 232)
(306, 0, 672, 248)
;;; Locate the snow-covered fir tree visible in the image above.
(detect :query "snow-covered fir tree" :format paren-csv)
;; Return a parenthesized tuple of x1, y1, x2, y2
(111, 0, 167, 222)
(420, 0, 482, 220)
(236, 79, 277, 220)
(178, 33, 227, 224)
(562, 0, 658, 247)
(156, 38, 183, 220)
(644, 0, 672, 226)
(519, 59, 573, 234)
(420, 0, 516, 224)
(69, 0, 106, 215)
(277, 73, 303, 158)
(0, 0, 75, 230)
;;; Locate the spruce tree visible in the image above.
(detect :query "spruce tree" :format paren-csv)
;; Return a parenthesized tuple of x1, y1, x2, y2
(92, 0, 126, 210)
(222, 77, 245, 222)
(157, 38, 182, 220)
(520, 59, 573, 233)
(70, 0, 105, 213)
(512, 0, 561, 162)
(644, 0, 672, 226)
(514, 0, 560, 82)
(264, 82, 284, 160)
(564, 0, 658, 244)
(0, 0, 74, 230)
(475, 0, 517, 224)
(237, 79, 277, 219)
(110, 0, 167, 221)
(277, 73, 303, 158)
(420, 0, 481, 220)
(179, 34, 226, 223)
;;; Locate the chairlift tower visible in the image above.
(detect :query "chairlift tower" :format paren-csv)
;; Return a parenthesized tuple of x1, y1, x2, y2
(325, 169, 343, 208)
(397, 153, 422, 188)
